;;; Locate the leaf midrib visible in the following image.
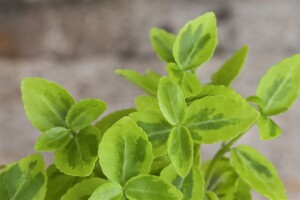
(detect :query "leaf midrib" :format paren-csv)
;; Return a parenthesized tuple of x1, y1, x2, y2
(263, 72, 291, 113)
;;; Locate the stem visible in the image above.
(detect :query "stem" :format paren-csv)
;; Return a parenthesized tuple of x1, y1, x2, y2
(204, 133, 244, 189)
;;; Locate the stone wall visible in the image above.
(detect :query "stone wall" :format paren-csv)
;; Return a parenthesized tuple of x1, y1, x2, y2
(0, 0, 299, 198)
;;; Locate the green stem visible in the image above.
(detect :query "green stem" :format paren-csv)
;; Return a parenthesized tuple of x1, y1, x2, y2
(204, 133, 244, 190)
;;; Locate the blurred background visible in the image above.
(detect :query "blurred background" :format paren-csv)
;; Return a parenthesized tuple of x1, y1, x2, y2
(0, 0, 299, 199)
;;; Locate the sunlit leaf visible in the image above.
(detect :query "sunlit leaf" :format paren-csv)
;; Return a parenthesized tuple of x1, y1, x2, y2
(257, 54, 300, 115)
(89, 182, 123, 200)
(158, 77, 186, 125)
(231, 145, 287, 200)
(66, 98, 107, 130)
(184, 96, 259, 143)
(21, 78, 75, 131)
(173, 12, 217, 70)
(167, 127, 193, 177)
(129, 111, 172, 157)
(125, 175, 183, 200)
(34, 127, 71, 152)
(99, 117, 153, 185)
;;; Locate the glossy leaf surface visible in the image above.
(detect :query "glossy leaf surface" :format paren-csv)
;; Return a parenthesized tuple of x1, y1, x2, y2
(34, 127, 71, 152)
(231, 145, 287, 200)
(89, 182, 123, 200)
(173, 12, 217, 70)
(130, 111, 172, 157)
(66, 99, 107, 130)
(184, 96, 259, 143)
(167, 127, 193, 177)
(125, 175, 183, 200)
(158, 77, 186, 125)
(99, 117, 153, 185)
(21, 78, 75, 131)
(257, 54, 300, 115)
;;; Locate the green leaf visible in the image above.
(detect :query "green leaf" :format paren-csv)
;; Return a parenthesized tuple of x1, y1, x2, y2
(66, 98, 107, 130)
(211, 46, 249, 86)
(34, 127, 71, 152)
(173, 12, 217, 70)
(158, 77, 186, 125)
(61, 178, 108, 200)
(150, 28, 176, 63)
(246, 95, 264, 109)
(115, 69, 161, 96)
(184, 96, 259, 143)
(95, 108, 136, 135)
(167, 63, 201, 97)
(135, 95, 161, 113)
(234, 178, 251, 200)
(21, 78, 75, 131)
(202, 158, 251, 200)
(45, 164, 84, 200)
(204, 191, 219, 200)
(129, 111, 172, 157)
(167, 127, 193, 177)
(231, 145, 287, 200)
(150, 155, 170, 176)
(186, 85, 244, 105)
(202, 158, 236, 197)
(160, 164, 205, 200)
(0, 154, 47, 200)
(99, 117, 153, 185)
(193, 144, 201, 168)
(54, 126, 100, 176)
(257, 54, 300, 115)
(257, 114, 282, 140)
(89, 182, 123, 200)
(125, 175, 183, 200)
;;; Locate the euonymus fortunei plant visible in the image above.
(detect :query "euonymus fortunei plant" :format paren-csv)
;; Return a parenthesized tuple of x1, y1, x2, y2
(1, 12, 300, 200)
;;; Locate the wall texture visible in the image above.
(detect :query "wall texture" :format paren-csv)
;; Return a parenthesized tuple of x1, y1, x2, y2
(0, 0, 299, 199)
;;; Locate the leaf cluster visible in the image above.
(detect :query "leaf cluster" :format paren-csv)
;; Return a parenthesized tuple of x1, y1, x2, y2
(1, 12, 300, 200)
